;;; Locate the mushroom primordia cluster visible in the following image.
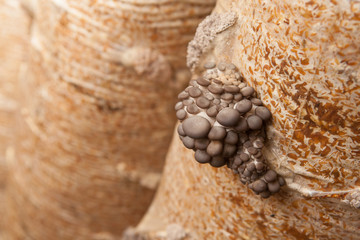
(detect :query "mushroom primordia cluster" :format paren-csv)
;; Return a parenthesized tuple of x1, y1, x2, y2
(175, 62, 285, 198)
(345, 189, 360, 209)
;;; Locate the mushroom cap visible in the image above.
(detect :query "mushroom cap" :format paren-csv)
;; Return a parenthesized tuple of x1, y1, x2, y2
(236, 99, 252, 113)
(208, 126, 226, 140)
(255, 106, 271, 121)
(182, 116, 211, 139)
(216, 108, 241, 127)
(247, 115, 263, 130)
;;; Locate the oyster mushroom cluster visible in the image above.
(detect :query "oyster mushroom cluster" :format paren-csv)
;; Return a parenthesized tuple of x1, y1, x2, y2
(175, 62, 285, 198)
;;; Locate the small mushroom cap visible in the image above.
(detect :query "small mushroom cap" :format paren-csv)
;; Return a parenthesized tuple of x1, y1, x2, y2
(268, 181, 281, 193)
(251, 179, 267, 193)
(260, 191, 271, 198)
(182, 116, 211, 139)
(251, 172, 259, 181)
(224, 85, 240, 93)
(234, 93, 243, 101)
(247, 162, 256, 172)
(208, 84, 224, 94)
(187, 104, 200, 114)
(181, 136, 195, 149)
(206, 106, 218, 117)
(248, 147, 258, 155)
(210, 156, 227, 167)
(217, 62, 227, 71)
(254, 151, 263, 158)
(196, 97, 211, 108)
(188, 87, 202, 98)
(236, 99, 252, 113)
(194, 138, 210, 150)
(182, 99, 194, 106)
(243, 141, 253, 148)
(195, 150, 211, 163)
(206, 141, 223, 156)
(251, 98, 263, 106)
(221, 93, 234, 101)
(178, 91, 189, 100)
(233, 156, 242, 167)
(255, 162, 265, 171)
(235, 117, 248, 132)
(208, 126, 226, 140)
(175, 102, 183, 111)
(278, 176, 286, 186)
(239, 152, 250, 162)
(189, 80, 197, 87)
(220, 102, 228, 108)
(238, 165, 246, 173)
(247, 115, 263, 130)
(224, 131, 239, 144)
(177, 124, 185, 136)
(253, 140, 264, 149)
(176, 109, 187, 120)
(223, 144, 237, 157)
(238, 133, 249, 143)
(243, 169, 251, 177)
(205, 93, 214, 100)
(240, 86, 255, 97)
(196, 77, 210, 86)
(213, 99, 221, 105)
(264, 170, 277, 182)
(216, 108, 241, 127)
(255, 106, 272, 121)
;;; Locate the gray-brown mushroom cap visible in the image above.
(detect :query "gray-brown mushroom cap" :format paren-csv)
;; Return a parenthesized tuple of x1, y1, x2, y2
(247, 115, 263, 130)
(216, 108, 241, 127)
(182, 116, 211, 139)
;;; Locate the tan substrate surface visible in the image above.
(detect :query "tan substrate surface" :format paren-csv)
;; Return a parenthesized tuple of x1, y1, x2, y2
(207, 0, 360, 195)
(5, 0, 215, 239)
(135, 0, 360, 239)
(0, 0, 30, 238)
(137, 129, 359, 240)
